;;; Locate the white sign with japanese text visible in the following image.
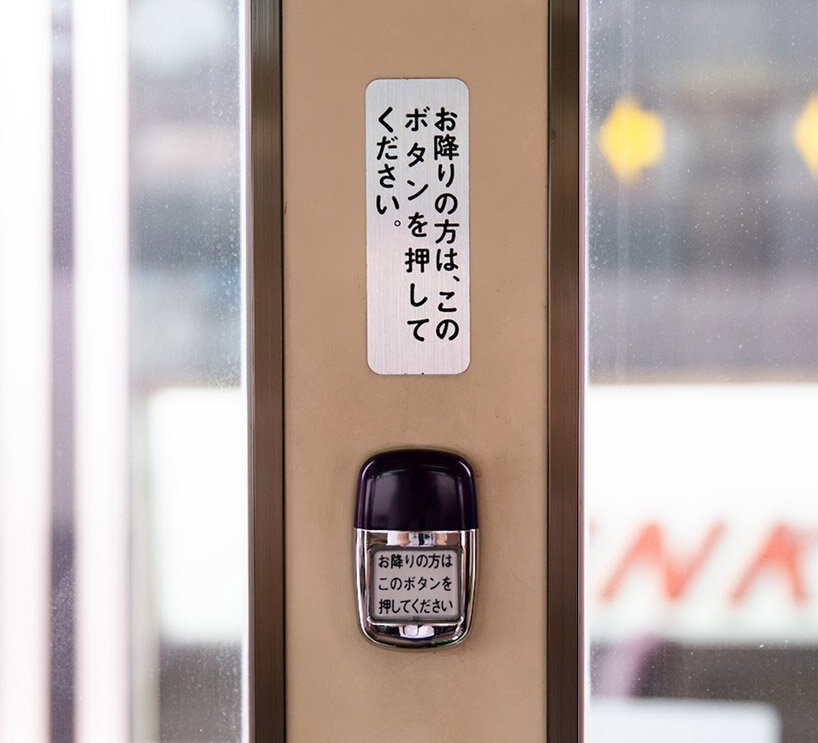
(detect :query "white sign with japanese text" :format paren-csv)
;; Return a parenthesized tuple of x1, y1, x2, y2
(370, 547, 461, 622)
(366, 78, 470, 375)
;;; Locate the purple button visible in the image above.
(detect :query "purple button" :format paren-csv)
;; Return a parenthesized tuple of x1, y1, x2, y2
(355, 449, 477, 531)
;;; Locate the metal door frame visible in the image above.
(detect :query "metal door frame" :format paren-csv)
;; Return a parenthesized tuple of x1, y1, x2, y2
(248, 0, 285, 740)
(547, 0, 583, 740)
(248, 0, 583, 739)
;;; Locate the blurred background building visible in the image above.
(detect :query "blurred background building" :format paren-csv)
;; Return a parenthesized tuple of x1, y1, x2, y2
(587, 2, 818, 741)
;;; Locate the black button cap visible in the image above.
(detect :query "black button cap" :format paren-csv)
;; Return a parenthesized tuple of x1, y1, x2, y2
(355, 449, 477, 531)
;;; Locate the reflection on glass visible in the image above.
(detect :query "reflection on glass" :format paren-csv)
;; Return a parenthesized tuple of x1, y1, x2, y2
(0, 0, 246, 740)
(586, 2, 818, 742)
(130, 0, 245, 740)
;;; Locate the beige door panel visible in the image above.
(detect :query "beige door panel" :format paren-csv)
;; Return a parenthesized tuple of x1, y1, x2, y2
(284, 1, 548, 739)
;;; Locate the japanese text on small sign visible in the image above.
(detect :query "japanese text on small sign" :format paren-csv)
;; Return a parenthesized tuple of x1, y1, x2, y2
(366, 79, 470, 374)
(370, 548, 460, 622)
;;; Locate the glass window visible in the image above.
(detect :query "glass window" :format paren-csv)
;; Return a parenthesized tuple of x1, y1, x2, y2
(0, 0, 247, 739)
(586, 2, 818, 741)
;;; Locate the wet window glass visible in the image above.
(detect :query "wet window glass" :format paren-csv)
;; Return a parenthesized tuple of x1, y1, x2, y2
(0, 0, 247, 740)
(586, 2, 818, 742)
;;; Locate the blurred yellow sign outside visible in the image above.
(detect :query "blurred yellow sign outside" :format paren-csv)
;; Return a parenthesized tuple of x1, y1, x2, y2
(794, 95, 818, 176)
(599, 97, 664, 183)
